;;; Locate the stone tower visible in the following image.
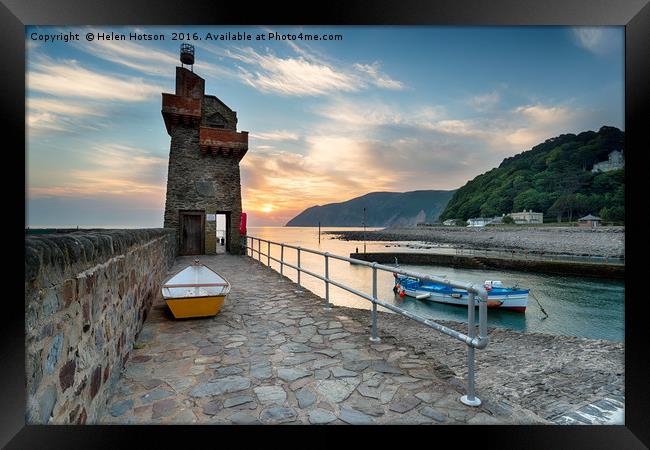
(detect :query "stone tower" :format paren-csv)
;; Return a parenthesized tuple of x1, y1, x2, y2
(162, 48, 248, 255)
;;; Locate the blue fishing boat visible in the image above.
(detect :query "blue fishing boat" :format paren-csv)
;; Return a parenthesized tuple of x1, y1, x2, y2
(393, 274, 529, 312)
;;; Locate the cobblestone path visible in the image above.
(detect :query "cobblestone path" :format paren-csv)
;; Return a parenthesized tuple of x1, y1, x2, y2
(344, 309, 624, 425)
(99, 255, 546, 425)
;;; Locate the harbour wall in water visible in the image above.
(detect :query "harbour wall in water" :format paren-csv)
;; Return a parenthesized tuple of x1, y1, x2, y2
(24, 229, 176, 424)
(349, 252, 624, 279)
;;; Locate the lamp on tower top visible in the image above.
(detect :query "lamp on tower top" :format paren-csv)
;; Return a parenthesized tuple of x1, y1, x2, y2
(180, 43, 195, 72)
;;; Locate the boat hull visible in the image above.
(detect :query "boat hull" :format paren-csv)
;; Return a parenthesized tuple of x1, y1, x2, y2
(162, 261, 231, 319)
(165, 295, 226, 319)
(395, 276, 528, 312)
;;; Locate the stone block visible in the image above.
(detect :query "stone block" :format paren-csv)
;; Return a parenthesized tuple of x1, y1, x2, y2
(59, 359, 76, 392)
(39, 385, 57, 424)
(42, 289, 60, 318)
(62, 279, 76, 307)
(90, 365, 102, 399)
(45, 334, 64, 375)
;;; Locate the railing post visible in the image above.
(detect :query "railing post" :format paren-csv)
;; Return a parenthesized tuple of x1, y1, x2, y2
(267, 240, 271, 271)
(460, 291, 481, 406)
(478, 290, 488, 344)
(280, 244, 284, 277)
(370, 263, 381, 342)
(324, 253, 332, 310)
(297, 247, 301, 285)
(257, 238, 261, 267)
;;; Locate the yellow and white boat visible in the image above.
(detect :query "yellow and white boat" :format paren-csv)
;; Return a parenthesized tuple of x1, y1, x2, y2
(162, 260, 231, 319)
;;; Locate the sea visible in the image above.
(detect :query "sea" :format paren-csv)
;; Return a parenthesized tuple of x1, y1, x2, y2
(248, 226, 624, 342)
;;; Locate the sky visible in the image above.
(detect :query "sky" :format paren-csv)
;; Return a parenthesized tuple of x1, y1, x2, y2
(25, 26, 624, 227)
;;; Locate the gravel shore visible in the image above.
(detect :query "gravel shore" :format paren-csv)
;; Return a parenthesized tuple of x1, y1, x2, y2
(328, 226, 625, 259)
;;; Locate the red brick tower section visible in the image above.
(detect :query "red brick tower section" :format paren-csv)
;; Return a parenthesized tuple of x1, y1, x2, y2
(162, 66, 249, 255)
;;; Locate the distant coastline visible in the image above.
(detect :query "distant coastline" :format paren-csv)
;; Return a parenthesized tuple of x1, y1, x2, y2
(327, 225, 625, 259)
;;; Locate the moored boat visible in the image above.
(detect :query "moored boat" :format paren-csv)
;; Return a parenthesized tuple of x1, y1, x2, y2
(162, 259, 231, 319)
(393, 274, 528, 312)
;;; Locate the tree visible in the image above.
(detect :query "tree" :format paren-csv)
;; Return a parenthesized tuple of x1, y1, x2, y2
(600, 206, 624, 223)
(438, 127, 624, 224)
(513, 188, 544, 212)
(549, 194, 578, 222)
(502, 215, 514, 224)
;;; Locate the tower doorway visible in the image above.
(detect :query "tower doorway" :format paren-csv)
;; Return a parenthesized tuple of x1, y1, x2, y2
(179, 210, 205, 255)
(215, 213, 227, 254)
(215, 211, 231, 254)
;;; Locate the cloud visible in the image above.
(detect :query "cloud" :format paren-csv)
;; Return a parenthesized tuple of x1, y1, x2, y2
(227, 46, 359, 96)
(415, 102, 592, 152)
(571, 27, 621, 56)
(27, 58, 163, 101)
(315, 96, 595, 154)
(73, 32, 231, 79)
(316, 103, 398, 130)
(27, 112, 66, 132)
(77, 38, 178, 76)
(26, 40, 40, 51)
(240, 147, 380, 225)
(28, 143, 167, 202)
(353, 62, 404, 90)
(250, 130, 300, 141)
(423, 119, 482, 136)
(27, 97, 107, 133)
(504, 104, 581, 148)
(27, 98, 104, 116)
(201, 41, 404, 97)
(513, 104, 575, 125)
(469, 90, 501, 112)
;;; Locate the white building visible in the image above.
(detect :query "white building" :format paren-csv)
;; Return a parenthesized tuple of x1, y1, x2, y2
(443, 219, 459, 226)
(508, 209, 543, 224)
(466, 217, 493, 227)
(592, 150, 624, 173)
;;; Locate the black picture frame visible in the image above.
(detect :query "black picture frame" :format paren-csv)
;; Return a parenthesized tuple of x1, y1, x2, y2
(5, 0, 648, 447)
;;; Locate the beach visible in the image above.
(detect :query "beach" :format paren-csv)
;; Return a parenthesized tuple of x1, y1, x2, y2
(328, 226, 625, 259)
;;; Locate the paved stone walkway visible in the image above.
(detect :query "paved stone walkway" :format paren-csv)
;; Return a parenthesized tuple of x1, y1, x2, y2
(342, 306, 624, 425)
(99, 255, 543, 425)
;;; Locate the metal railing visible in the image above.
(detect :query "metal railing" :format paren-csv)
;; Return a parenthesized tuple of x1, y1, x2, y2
(244, 235, 490, 407)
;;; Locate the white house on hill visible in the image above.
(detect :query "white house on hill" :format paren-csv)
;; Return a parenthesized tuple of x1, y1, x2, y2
(592, 150, 624, 173)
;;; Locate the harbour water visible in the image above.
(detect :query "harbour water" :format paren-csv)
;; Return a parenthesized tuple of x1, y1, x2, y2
(248, 226, 624, 342)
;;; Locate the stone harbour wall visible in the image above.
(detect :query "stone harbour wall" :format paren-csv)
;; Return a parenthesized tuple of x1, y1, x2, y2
(350, 252, 624, 279)
(24, 229, 176, 424)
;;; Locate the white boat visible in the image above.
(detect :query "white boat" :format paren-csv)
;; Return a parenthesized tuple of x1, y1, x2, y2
(162, 259, 231, 319)
(394, 275, 528, 312)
